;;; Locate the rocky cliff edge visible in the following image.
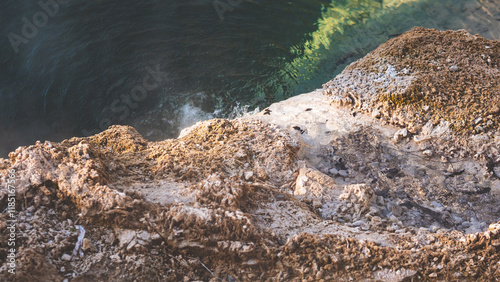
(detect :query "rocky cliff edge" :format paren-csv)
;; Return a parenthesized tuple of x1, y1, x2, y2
(1, 27, 500, 281)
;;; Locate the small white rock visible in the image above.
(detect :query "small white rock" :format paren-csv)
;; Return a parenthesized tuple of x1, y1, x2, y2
(61, 254, 72, 261)
(338, 170, 349, 178)
(137, 231, 151, 242)
(110, 254, 122, 263)
(352, 220, 365, 227)
(244, 171, 254, 181)
(422, 105, 430, 111)
(422, 150, 433, 157)
(118, 229, 136, 248)
(430, 201, 444, 211)
(329, 168, 339, 175)
(372, 110, 381, 119)
(393, 128, 408, 142)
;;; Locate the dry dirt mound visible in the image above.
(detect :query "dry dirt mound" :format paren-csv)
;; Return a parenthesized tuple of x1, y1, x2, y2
(324, 27, 500, 159)
(0, 120, 301, 281)
(1, 120, 499, 281)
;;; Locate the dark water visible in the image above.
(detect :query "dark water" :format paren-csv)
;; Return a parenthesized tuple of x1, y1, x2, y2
(1, 0, 499, 156)
(0, 0, 328, 156)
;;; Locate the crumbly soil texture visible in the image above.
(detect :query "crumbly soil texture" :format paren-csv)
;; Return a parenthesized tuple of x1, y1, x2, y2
(324, 27, 500, 159)
(1, 28, 500, 281)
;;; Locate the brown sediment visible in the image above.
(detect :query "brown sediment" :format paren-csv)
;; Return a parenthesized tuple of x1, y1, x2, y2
(324, 27, 500, 157)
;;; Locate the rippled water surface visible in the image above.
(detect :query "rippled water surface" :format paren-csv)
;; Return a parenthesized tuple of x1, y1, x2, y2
(1, 0, 499, 156)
